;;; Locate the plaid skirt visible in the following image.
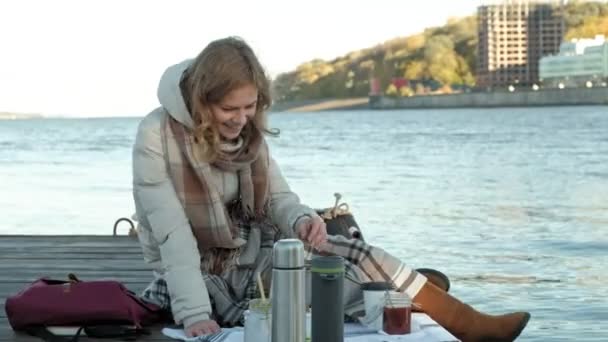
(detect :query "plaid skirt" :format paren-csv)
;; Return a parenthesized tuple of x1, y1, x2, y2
(140, 235, 426, 326)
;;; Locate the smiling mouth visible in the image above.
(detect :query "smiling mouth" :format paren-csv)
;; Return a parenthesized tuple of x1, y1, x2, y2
(224, 124, 243, 132)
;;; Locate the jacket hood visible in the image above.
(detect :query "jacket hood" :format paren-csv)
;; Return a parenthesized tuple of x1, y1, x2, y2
(157, 59, 195, 129)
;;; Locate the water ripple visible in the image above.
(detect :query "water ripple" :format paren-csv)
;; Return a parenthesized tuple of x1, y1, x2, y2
(455, 274, 562, 284)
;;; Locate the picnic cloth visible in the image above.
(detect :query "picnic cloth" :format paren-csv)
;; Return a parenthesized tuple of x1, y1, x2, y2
(161, 313, 459, 342)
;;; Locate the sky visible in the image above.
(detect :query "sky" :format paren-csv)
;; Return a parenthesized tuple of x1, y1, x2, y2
(0, 0, 478, 117)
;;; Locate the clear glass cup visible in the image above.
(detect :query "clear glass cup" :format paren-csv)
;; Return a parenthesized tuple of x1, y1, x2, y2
(245, 298, 272, 342)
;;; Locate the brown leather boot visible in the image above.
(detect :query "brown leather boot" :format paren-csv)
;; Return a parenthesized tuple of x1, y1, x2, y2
(416, 268, 450, 292)
(413, 281, 530, 342)
(412, 268, 450, 313)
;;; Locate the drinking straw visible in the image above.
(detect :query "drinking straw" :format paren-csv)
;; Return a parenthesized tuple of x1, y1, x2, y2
(257, 272, 266, 301)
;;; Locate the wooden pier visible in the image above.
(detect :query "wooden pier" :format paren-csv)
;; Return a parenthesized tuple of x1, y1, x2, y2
(1, 235, 459, 341)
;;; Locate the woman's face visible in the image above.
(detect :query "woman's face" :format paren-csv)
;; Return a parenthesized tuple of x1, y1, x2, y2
(210, 83, 258, 141)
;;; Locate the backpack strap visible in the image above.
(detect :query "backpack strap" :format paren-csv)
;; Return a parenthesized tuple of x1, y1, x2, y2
(84, 325, 149, 340)
(24, 325, 149, 342)
(25, 326, 84, 342)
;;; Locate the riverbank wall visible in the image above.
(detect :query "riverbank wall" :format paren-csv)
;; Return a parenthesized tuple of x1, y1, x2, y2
(370, 87, 608, 109)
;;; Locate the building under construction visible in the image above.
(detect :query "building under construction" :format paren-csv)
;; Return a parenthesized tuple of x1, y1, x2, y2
(476, 0, 565, 89)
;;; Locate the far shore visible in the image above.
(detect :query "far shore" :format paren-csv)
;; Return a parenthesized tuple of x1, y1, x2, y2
(0, 112, 43, 120)
(270, 97, 369, 112)
(1, 100, 371, 119)
(7, 88, 606, 119)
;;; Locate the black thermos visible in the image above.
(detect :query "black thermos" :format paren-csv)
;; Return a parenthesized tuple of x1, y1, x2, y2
(311, 255, 344, 342)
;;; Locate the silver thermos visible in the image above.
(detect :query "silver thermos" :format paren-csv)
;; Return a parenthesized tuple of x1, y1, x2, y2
(271, 239, 306, 342)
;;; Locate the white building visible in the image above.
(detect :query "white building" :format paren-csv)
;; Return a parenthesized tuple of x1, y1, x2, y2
(539, 35, 608, 87)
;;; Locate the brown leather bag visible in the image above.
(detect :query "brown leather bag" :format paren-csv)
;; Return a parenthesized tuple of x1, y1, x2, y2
(316, 193, 451, 292)
(316, 193, 364, 240)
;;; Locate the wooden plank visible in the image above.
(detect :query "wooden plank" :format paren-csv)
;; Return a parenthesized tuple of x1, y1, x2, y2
(0, 267, 149, 273)
(0, 235, 138, 242)
(1, 247, 141, 253)
(1, 248, 142, 254)
(0, 328, 40, 342)
(0, 236, 139, 247)
(0, 253, 138, 260)
(0, 238, 140, 245)
(0, 242, 139, 247)
(0, 262, 150, 270)
(0, 268, 151, 276)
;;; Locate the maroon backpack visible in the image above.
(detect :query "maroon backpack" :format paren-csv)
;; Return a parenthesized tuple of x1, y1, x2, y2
(5, 274, 163, 341)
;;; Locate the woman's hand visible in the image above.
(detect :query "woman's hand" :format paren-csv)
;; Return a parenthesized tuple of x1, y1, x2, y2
(185, 319, 221, 337)
(295, 216, 327, 249)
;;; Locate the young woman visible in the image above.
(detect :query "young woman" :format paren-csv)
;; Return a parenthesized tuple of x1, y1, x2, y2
(132, 36, 530, 341)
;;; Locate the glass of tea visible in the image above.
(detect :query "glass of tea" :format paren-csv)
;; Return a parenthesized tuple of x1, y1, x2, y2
(382, 291, 412, 335)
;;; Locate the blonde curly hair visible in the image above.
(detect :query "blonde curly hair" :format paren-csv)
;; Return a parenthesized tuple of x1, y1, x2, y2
(180, 36, 276, 161)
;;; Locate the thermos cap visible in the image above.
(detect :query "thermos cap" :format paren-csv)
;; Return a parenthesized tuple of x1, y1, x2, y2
(311, 255, 344, 274)
(273, 239, 305, 269)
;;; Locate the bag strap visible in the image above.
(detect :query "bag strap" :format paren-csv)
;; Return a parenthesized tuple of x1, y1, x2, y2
(25, 326, 84, 342)
(25, 325, 149, 342)
(85, 325, 149, 340)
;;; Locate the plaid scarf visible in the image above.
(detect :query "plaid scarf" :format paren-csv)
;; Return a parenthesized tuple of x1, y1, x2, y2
(161, 113, 270, 252)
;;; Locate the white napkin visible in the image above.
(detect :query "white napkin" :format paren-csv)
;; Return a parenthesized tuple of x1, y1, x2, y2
(161, 327, 243, 342)
(346, 330, 435, 342)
